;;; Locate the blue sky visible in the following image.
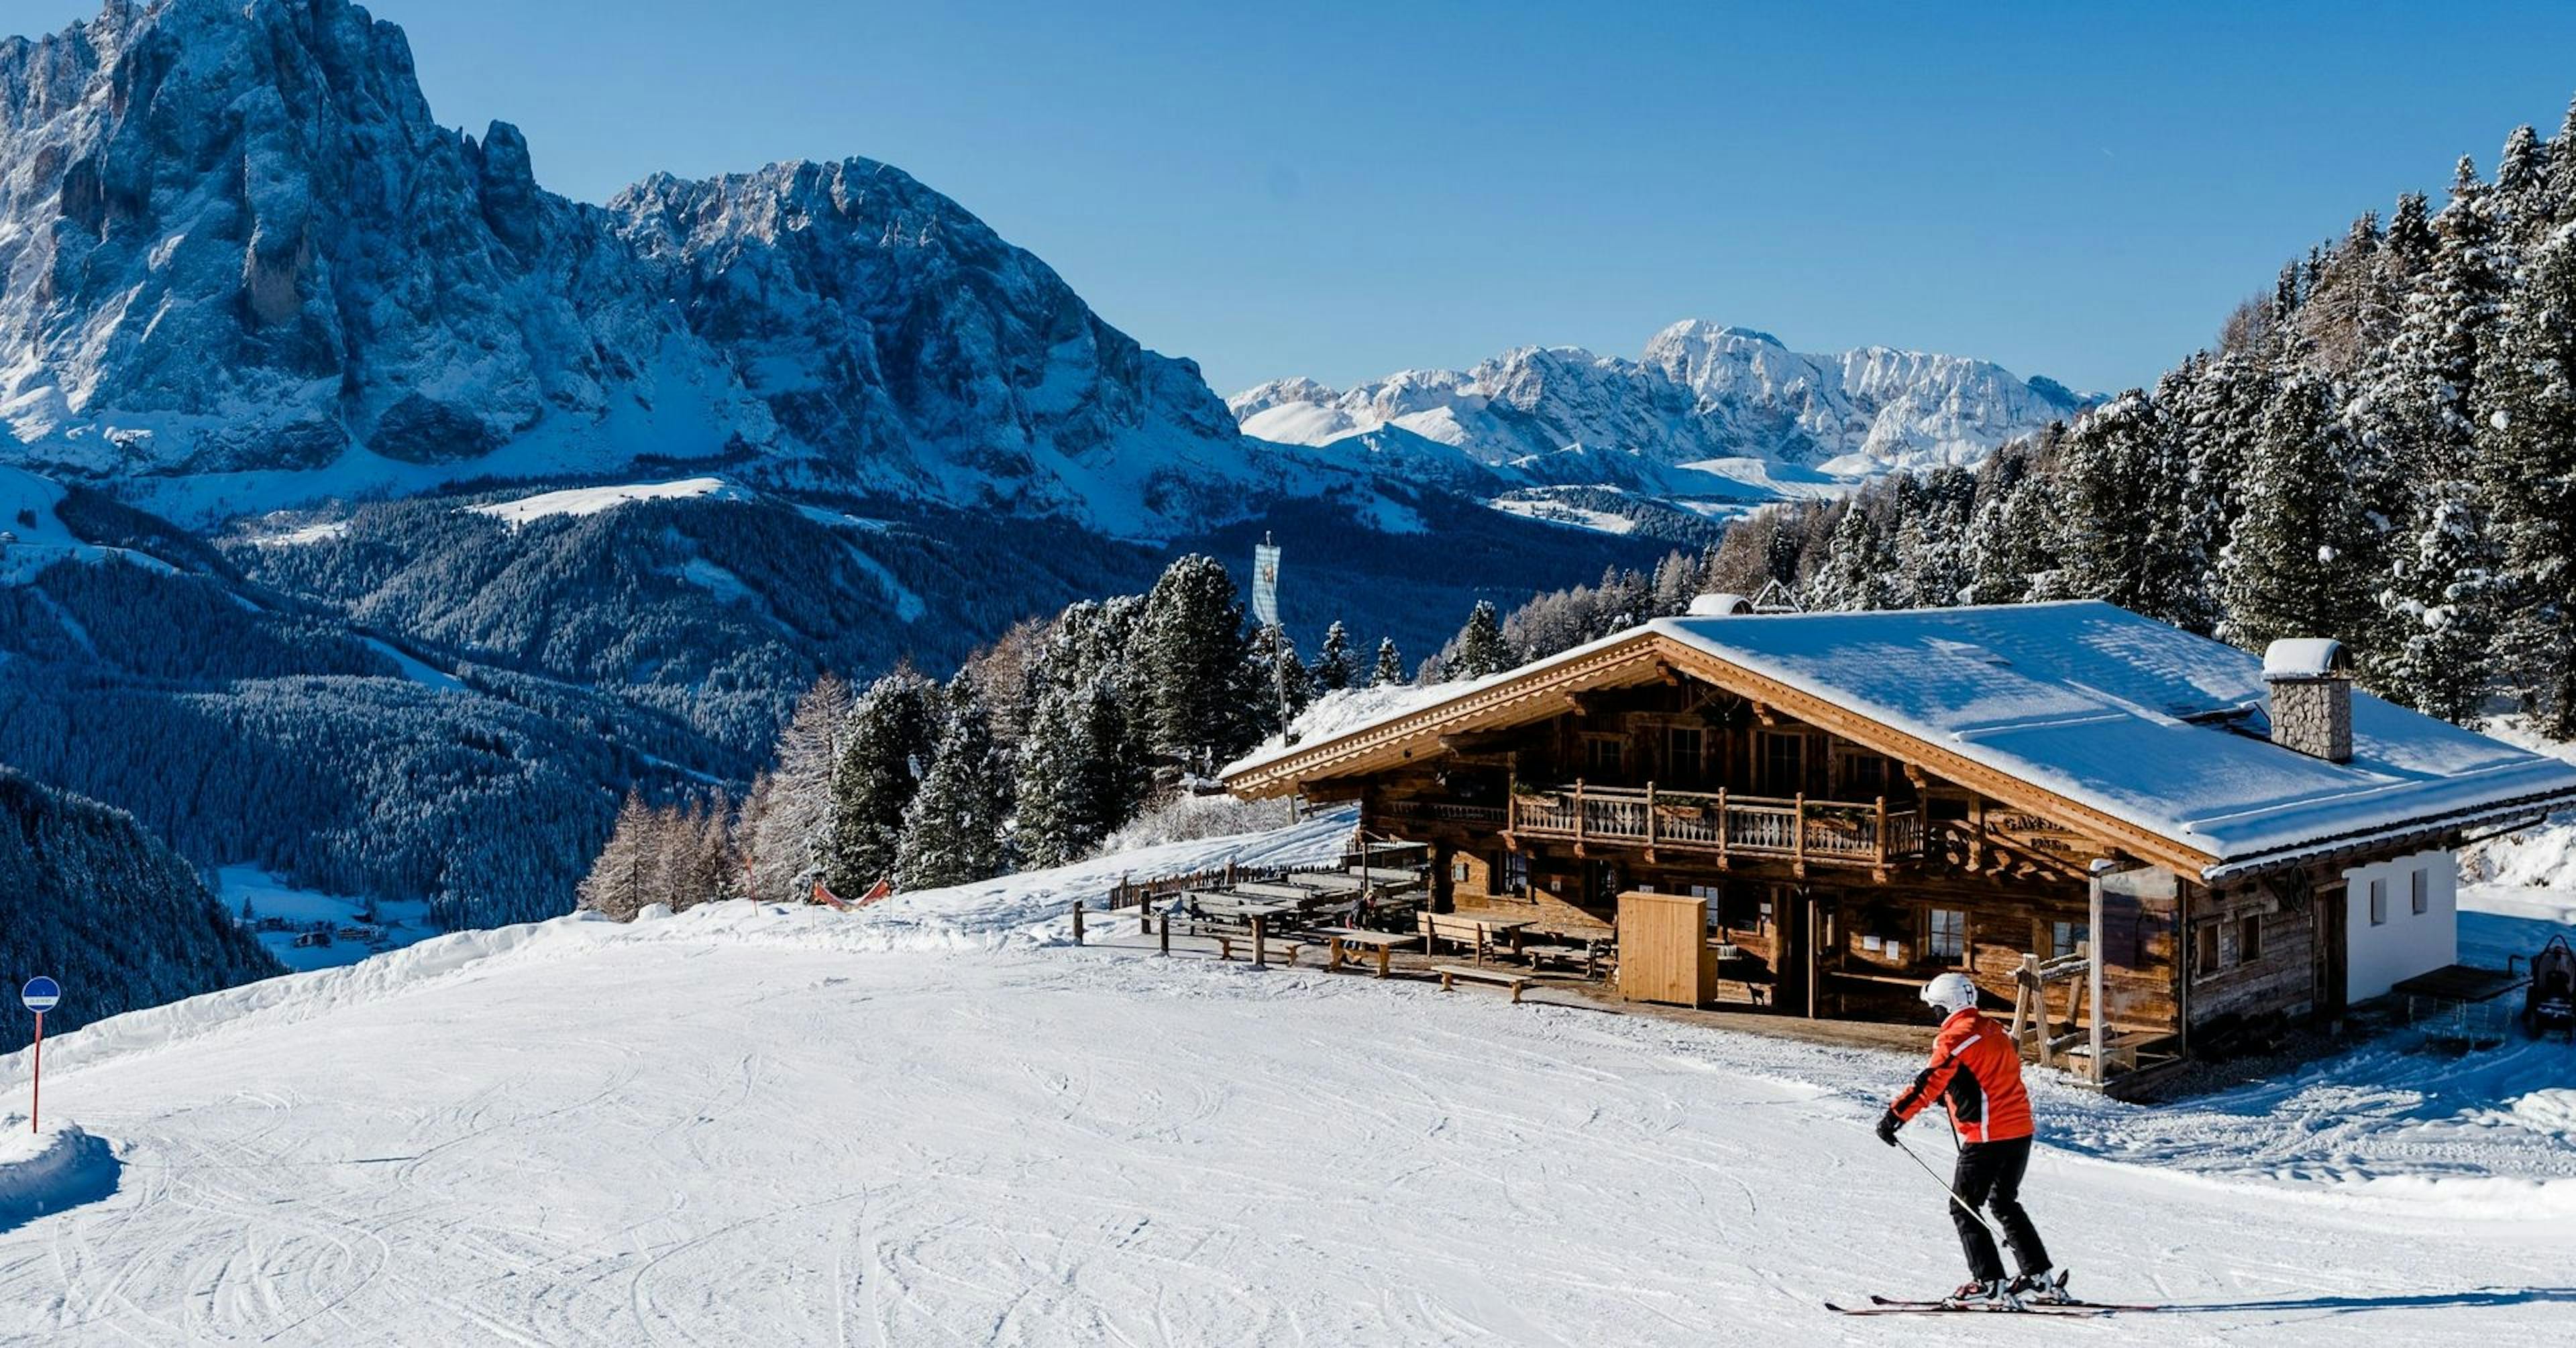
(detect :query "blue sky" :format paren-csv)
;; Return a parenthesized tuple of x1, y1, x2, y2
(11, 1, 2576, 396)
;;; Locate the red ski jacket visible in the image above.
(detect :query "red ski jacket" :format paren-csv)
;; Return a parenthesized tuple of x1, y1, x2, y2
(1890, 1006, 2033, 1144)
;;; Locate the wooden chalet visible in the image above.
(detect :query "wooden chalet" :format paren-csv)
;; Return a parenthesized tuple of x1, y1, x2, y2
(1222, 600, 2576, 1080)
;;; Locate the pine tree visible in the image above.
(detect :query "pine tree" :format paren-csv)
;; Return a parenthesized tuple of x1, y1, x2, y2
(2047, 391, 2209, 628)
(1138, 555, 1257, 773)
(823, 667, 938, 895)
(2375, 479, 2504, 724)
(1310, 621, 1355, 692)
(894, 677, 1009, 891)
(1450, 600, 1511, 678)
(741, 673, 851, 903)
(1371, 638, 1405, 687)
(1012, 680, 1122, 869)
(1805, 504, 1894, 611)
(2216, 368, 2375, 650)
(2476, 225, 2576, 734)
(1248, 624, 1314, 734)
(1962, 471, 2058, 605)
(575, 791, 655, 921)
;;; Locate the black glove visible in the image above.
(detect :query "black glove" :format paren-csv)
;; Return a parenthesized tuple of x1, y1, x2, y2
(1876, 1109, 1902, 1147)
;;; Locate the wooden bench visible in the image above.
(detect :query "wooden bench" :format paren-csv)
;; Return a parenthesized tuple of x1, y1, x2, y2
(1419, 913, 1531, 962)
(1432, 963, 1536, 1003)
(1213, 931, 1308, 966)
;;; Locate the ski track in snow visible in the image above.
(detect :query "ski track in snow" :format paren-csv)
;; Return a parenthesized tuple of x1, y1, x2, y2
(0, 811, 2568, 1344)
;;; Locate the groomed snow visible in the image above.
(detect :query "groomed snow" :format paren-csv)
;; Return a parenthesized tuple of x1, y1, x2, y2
(0, 807, 2569, 1343)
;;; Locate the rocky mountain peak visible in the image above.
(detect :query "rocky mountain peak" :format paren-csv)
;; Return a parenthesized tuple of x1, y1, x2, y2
(0, 0, 1258, 538)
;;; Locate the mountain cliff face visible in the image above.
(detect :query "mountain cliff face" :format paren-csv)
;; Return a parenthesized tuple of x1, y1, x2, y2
(0, 0, 1259, 536)
(1233, 321, 2088, 480)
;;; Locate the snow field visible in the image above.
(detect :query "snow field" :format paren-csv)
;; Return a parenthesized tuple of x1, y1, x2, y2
(0, 808, 2567, 1343)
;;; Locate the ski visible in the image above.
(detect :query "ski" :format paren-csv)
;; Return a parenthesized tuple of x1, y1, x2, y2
(1825, 1299, 2119, 1317)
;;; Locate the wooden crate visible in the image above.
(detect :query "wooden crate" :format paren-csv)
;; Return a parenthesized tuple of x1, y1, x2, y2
(1617, 891, 1709, 1007)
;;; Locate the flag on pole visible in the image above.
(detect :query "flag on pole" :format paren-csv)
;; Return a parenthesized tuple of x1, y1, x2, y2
(1252, 541, 1281, 628)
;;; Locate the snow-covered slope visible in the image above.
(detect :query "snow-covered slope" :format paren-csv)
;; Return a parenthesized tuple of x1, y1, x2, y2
(0, 810, 2569, 1343)
(1236, 321, 2088, 487)
(0, 0, 1315, 539)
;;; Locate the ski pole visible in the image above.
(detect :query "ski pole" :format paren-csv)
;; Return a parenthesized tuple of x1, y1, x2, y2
(1892, 1135, 2008, 1243)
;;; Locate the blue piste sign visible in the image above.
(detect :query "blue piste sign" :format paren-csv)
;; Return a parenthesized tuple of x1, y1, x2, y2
(20, 976, 59, 1013)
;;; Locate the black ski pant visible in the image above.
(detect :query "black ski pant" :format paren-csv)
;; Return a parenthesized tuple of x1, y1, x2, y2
(1948, 1135, 2049, 1282)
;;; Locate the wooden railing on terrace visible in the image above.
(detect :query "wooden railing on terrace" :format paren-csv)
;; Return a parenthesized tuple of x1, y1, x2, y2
(1505, 782, 1925, 873)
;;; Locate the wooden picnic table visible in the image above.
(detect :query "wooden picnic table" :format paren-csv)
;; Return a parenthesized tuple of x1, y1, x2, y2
(1227, 881, 1333, 904)
(1347, 866, 1424, 888)
(1184, 893, 1307, 926)
(1317, 927, 1422, 978)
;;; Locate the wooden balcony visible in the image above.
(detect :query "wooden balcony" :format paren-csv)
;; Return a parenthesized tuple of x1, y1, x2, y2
(1505, 782, 1924, 877)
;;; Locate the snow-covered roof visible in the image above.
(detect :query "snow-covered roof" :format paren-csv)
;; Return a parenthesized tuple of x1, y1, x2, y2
(1225, 601, 2576, 877)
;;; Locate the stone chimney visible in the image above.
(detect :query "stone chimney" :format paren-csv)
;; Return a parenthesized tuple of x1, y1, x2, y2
(2263, 638, 2353, 763)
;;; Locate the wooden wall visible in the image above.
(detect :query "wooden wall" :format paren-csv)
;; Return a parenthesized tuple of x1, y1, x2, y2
(2186, 873, 2322, 1028)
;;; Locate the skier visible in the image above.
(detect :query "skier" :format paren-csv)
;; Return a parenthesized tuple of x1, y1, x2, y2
(1875, 972, 2070, 1307)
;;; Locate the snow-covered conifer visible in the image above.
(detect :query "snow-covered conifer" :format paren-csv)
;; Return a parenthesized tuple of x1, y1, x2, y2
(894, 676, 1009, 891)
(1371, 638, 1405, 687)
(1311, 620, 1354, 692)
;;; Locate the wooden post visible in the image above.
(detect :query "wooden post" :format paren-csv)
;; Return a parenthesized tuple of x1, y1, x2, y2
(1574, 779, 1587, 846)
(1159, 910, 1171, 957)
(1140, 903, 1152, 935)
(1646, 781, 1658, 849)
(1874, 795, 1888, 865)
(1072, 899, 1086, 946)
(2088, 860, 2108, 1085)
(1715, 787, 1729, 866)
(1793, 793, 1807, 875)
(1252, 915, 1269, 970)
(2010, 952, 2033, 1052)
(1805, 890, 1822, 1020)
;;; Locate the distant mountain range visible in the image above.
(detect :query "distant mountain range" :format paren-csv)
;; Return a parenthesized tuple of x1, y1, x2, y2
(0, 0, 2091, 936)
(1233, 321, 2090, 528)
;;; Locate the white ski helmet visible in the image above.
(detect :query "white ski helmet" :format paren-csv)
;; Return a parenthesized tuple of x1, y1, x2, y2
(1921, 972, 1979, 1017)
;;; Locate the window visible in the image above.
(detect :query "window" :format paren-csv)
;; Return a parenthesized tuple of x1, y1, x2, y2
(2369, 878, 2388, 926)
(1666, 726, 1705, 784)
(2410, 868, 2428, 915)
(1844, 752, 1886, 795)
(1585, 736, 1624, 777)
(1452, 859, 1473, 885)
(2194, 923, 2220, 978)
(1758, 731, 1806, 795)
(1926, 907, 1966, 962)
(2049, 920, 2088, 960)
(2240, 914, 2264, 964)
(1501, 851, 1529, 896)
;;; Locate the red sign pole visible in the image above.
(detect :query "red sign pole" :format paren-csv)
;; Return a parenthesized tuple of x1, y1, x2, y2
(28, 1010, 40, 1135)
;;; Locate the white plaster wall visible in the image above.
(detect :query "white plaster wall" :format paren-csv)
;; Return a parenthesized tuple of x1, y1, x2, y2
(2341, 849, 2457, 1003)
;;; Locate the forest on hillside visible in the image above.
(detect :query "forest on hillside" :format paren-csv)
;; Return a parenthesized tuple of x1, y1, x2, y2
(1466, 105, 2576, 741)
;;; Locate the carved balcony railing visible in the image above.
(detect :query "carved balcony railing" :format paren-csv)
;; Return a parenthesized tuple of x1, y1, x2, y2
(1505, 782, 1924, 875)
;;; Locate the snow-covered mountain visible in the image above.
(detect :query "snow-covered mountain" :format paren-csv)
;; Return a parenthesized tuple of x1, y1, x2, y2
(0, 0, 1291, 537)
(1234, 321, 2089, 483)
